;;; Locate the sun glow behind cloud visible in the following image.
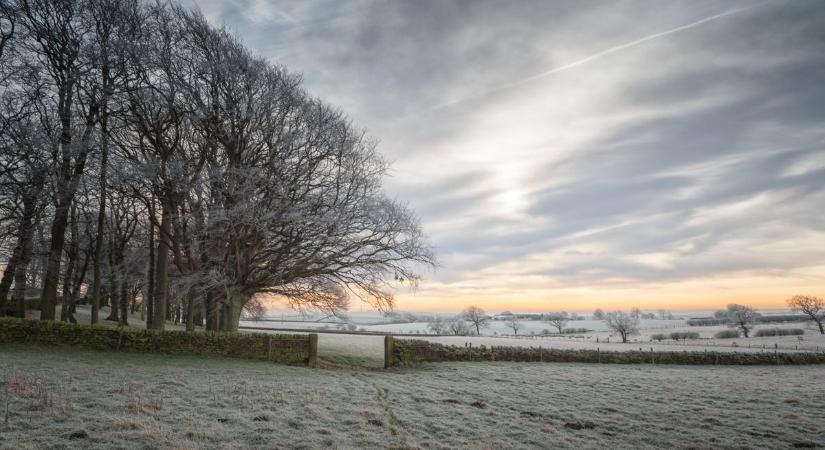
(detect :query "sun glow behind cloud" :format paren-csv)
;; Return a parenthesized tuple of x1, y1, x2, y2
(190, 0, 825, 312)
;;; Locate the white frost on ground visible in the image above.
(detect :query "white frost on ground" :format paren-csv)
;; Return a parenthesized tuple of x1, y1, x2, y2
(1, 345, 824, 449)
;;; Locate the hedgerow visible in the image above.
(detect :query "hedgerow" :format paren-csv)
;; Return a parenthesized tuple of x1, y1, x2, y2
(390, 338, 825, 366)
(0, 317, 313, 365)
(754, 328, 804, 337)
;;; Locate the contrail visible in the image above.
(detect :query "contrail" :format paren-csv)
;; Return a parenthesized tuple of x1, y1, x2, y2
(425, 6, 754, 113)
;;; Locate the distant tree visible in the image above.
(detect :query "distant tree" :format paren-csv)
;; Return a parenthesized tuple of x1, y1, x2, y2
(446, 316, 472, 336)
(722, 304, 760, 338)
(604, 311, 639, 343)
(507, 317, 523, 335)
(631, 307, 642, 320)
(593, 308, 605, 320)
(787, 295, 824, 334)
(427, 316, 448, 335)
(545, 312, 568, 334)
(462, 305, 490, 335)
(241, 297, 266, 321)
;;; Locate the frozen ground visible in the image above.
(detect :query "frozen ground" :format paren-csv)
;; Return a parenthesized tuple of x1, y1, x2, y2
(1, 345, 824, 449)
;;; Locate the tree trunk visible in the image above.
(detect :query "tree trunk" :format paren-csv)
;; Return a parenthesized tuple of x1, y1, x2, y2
(119, 268, 128, 326)
(12, 253, 31, 319)
(11, 188, 39, 318)
(218, 302, 229, 332)
(65, 248, 88, 324)
(0, 246, 20, 315)
(145, 202, 155, 328)
(12, 225, 36, 319)
(193, 307, 203, 328)
(150, 202, 171, 330)
(205, 289, 219, 331)
(105, 243, 119, 322)
(226, 292, 247, 332)
(41, 125, 94, 320)
(39, 204, 70, 321)
(59, 258, 74, 322)
(60, 204, 78, 322)
(185, 293, 195, 332)
(90, 160, 107, 325)
(130, 288, 139, 314)
(815, 318, 824, 335)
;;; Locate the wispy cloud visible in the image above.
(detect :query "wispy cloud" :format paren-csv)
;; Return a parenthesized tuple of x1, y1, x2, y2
(195, 0, 825, 311)
(426, 5, 757, 113)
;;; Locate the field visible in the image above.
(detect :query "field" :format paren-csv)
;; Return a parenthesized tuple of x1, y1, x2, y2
(49, 306, 825, 367)
(2, 344, 825, 449)
(254, 318, 825, 367)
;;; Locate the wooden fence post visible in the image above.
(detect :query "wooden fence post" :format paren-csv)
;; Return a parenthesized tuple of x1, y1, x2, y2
(384, 336, 394, 369)
(308, 334, 318, 367)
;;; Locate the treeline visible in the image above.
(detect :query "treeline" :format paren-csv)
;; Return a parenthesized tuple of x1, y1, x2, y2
(0, 0, 433, 332)
(687, 314, 813, 327)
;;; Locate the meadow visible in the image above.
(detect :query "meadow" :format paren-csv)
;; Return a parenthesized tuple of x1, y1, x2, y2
(2, 344, 825, 449)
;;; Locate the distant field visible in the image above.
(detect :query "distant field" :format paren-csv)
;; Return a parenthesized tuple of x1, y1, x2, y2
(30, 306, 825, 363)
(2, 345, 824, 449)
(249, 318, 825, 363)
(240, 318, 687, 335)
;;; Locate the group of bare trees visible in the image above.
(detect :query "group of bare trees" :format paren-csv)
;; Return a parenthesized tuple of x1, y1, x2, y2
(0, 0, 434, 332)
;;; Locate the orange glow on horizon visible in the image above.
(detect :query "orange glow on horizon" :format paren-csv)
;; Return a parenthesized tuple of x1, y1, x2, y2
(384, 266, 825, 313)
(257, 266, 824, 314)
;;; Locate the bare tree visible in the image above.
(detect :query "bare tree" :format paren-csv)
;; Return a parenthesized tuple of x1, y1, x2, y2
(462, 305, 490, 335)
(545, 312, 568, 334)
(722, 304, 759, 338)
(787, 295, 824, 334)
(507, 317, 522, 335)
(1, 0, 435, 332)
(241, 296, 265, 321)
(427, 315, 447, 335)
(0, 117, 49, 318)
(592, 308, 604, 320)
(446, 316, 471, 336)
(18, 0, 105, 320)
(604, 311, 639, 343)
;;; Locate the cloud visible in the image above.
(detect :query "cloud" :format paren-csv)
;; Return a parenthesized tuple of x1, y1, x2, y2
(425, 4, 757, 112)
(192, 0, 825, 310)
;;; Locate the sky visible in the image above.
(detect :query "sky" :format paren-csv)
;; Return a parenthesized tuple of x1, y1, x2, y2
(187, 0, 825, 313)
